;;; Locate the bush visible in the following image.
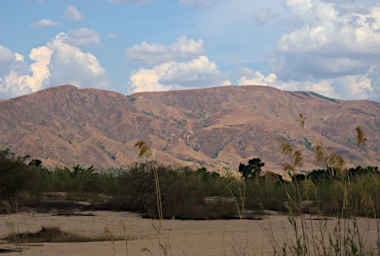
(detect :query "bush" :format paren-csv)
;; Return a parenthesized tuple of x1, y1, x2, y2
(0, 150, 42, 207)
(108, 163, 237, 219)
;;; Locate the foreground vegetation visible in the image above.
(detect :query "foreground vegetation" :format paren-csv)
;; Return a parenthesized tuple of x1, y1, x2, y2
(1, 147, 380, 220)
(2, 152, 380, 256)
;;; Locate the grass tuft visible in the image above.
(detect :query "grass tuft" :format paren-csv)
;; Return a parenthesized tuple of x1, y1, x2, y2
(3, 226, 125, 243)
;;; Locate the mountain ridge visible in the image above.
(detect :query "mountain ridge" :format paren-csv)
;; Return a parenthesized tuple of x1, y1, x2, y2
(1, 84, 380, 173)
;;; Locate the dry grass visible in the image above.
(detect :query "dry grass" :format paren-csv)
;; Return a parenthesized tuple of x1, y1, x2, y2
(3, 226, 127, 243)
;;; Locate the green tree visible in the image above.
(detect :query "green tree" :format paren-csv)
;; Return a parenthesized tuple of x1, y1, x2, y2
(238, 158, 265, 180)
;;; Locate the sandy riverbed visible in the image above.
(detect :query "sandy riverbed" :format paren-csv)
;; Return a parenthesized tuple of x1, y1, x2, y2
(0, 211, 379, 256)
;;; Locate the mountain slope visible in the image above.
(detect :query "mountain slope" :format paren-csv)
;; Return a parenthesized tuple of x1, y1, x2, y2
(1, 84, 380, 172)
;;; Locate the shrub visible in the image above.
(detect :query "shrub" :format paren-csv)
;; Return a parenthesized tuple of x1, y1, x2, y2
(0, 149, 42, 208)
(112, 162, 237, 219)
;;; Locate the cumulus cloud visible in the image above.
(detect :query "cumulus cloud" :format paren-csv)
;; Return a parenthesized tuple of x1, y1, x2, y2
(64, 5, 84, 21)
(0, 32, 108, 98)
(33, 19, 60, 28)
(129, 56, 224, 92)
(237, 68, 374, 100)
(0, 46, 51, 97)
(238, 71, 277, 85)
(260, 0, 380, 101)
(272, 0, 380, 81)
(323, 0, 379, 14)
(0, 46, 26, 78)
(284, 76, 373, 100)
(0, 46, 14, 63)
(127, 36, 204, 65)
(47, 34, 107, 88)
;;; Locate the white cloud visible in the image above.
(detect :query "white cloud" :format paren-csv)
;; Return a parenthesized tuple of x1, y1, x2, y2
(0, 46, 14, 63)
(33, 19, 60, 28)
(279, 75, 373, 100)
(237, 68, 374, 100)
(278, 79, 337, 99)
(332, 74, 373, 99)
(47, 34, 107, 88)
(238, 70, 277, 85)
(260, 0, 380, 101)
(63, 28, 100, 47)
(0, 46, 30, 97)
(221, 80, 232, 86)
(21, 46, 52, 92)
(0, 46, 51, 97)
(129, 56, 224, 92)
(14, 53, 24, 63)
(64, 5, 84, 21)
(130, 69, 172, 93)
(127, 36, 204, 65)
(7, 47, 52, 96)
(0, 32, 108, 98)
(33, 28, 100, 49)
(272, 0, 380, 81)
(0, 46, 26, 78)
(323, 0, 380, 14)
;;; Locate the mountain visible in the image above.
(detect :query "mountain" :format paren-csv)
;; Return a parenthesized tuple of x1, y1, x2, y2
(1, 84, 380, 173)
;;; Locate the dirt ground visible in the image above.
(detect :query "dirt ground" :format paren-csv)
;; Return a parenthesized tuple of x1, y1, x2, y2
(0, 211, 379, 256)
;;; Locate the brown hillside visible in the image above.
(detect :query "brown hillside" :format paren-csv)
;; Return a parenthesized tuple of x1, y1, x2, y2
(1, 84, 380, 173)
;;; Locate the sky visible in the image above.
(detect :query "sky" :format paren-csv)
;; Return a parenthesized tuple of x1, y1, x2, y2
(1, 0, 380, 101)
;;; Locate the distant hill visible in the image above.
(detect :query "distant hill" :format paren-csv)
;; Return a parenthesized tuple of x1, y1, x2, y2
(1, 84, 380, 173)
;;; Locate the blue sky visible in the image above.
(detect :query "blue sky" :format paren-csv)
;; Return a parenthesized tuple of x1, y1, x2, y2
(1, 0, 380, 101)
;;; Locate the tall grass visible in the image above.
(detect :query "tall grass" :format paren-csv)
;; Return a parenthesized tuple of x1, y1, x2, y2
(272, 215, 380, 256)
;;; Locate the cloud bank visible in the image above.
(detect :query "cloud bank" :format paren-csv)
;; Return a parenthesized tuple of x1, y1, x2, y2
(0, 31, 108, 98)
(261, 0, 380, 101)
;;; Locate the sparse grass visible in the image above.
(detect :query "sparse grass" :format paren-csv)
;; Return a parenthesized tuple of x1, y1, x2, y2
(269, 123, 380, 256)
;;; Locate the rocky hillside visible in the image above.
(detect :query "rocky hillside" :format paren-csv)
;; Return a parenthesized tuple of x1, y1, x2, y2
(1, 84, 380, 173)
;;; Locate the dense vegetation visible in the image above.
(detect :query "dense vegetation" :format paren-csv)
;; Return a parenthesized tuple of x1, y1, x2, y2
(1, 147, 380, 219)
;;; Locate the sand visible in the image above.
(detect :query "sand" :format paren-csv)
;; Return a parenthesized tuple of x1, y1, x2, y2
(0, 211, 379, 256)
